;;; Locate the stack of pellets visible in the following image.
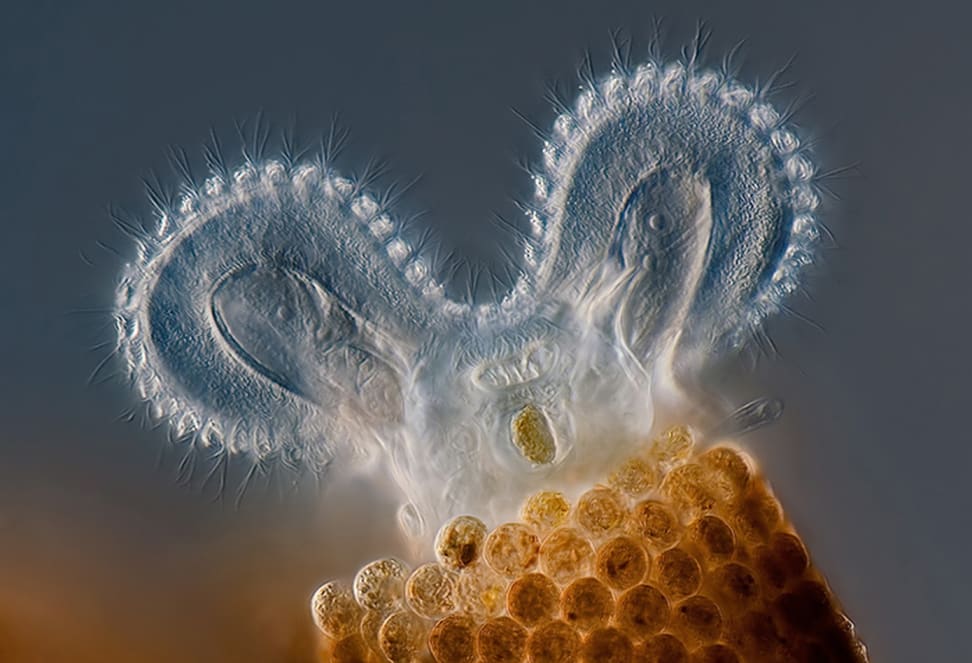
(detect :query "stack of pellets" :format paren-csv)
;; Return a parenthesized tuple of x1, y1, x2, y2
(311, 426, 868, 663)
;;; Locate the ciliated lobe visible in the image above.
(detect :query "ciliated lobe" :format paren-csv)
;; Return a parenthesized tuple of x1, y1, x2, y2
(115, 55, 820, 536)
(110, 46, 847, 663)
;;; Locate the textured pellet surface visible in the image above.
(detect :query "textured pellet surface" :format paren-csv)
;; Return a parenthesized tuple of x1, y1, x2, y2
(313, 428, 868, 663)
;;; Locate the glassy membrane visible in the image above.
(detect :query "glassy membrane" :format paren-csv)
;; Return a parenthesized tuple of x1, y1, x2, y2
(113, 42, 864, 661)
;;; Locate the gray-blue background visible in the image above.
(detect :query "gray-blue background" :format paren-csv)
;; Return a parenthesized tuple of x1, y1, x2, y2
(1, 1, 968, 661)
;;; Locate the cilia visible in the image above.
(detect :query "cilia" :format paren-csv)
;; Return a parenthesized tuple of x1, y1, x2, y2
(112, 36, 867, 663)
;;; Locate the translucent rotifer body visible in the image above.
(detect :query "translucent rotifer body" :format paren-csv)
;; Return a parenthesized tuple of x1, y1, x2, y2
(109, 44, 868, 663)
(115, 54, 823, 536)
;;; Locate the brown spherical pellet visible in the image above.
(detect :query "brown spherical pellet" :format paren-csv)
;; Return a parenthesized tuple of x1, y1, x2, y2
(539, 527, 595, 585)
(580, 627, 634, 663)
(629, 501, 680, 551)
(636, 633, 688, 663)
(455, 563, 508, 620)
(510, 403, 557, 465)
(615, 584, 669, 640)
(726, 610, 786, 661)
(527, 620, 580, 663)
(485, 523, 540, 578)
(354, 558, 410, 612)
(698, 446, 751, 502)
(576, 487, 627, 537)
(689, 643, 739, 663)
(405, 562, 457, 619)
(787, 639, 834, 663)
(358, 610, 384, 654)
(478, 616, 527, 663)
(561, 577, 614, 632)
(669, 596, 722, 648)
(310, 581, 362, 639)
(654, 548, 702, 600)
(687, 515, 734, 563)
(774, 580, 834, 634)
(770, 532, 809, 578)
(429, 614, 477, 663)
(436, 515, 488, 570)
(378, 610, 425, 663)
(731, 484, 782, 543)
(522, 491, 571, 533)
(651, 426, 695, 466)
(662, 463, 717, 518)
(708, 563, 760, 615)
(303, 415, 873, 663)
(507, 573, 559, 627)
(752, 545, 788, 595)
(596, 536, 649, 590)
(331, 634, 371, 663)
(609, 456, 659, 497)
(816, 612, 869, 663)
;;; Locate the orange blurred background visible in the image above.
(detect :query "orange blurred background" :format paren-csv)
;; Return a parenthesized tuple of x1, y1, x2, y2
(0, 426, 406, 663)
